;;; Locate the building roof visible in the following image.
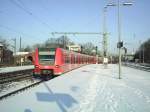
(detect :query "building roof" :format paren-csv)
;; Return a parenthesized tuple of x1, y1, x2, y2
(14, 52, 29, 56)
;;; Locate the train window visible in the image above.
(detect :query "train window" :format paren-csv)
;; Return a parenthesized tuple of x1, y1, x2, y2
(38, 48, 56, 65)
(74, 55, 78, 64)
(65, 54, 70, 64)
(76, 55, 78, 64)
(74, 56, 76, 64)
(71, 55, 74, 64)
(39, 55, 55, 61)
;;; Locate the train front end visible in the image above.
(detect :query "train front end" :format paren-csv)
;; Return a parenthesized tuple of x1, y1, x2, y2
(33, 48, 63, 79)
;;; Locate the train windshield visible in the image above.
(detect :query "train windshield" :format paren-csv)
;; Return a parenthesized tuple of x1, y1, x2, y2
(38, 48, 56, 65)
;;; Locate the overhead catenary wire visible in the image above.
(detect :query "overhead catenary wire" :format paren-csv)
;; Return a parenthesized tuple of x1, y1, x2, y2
(0, 0, 56, 44)
(0, 10, 48, 41)
(9, 0, 55, 31)
(2, 0, 104, 47)
(0, 24, 43, 41)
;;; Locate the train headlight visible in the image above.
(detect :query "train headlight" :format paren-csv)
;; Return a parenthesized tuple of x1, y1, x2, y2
(35, 65, 39, 68)
(55, 65, 59, 68)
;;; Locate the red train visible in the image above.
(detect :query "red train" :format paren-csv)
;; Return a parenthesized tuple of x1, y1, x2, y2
(29, 47, 100, 79)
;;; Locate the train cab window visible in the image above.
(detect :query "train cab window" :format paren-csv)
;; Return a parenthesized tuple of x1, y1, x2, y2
(38, 48, 56, 65)
(39, 55, 55, 61)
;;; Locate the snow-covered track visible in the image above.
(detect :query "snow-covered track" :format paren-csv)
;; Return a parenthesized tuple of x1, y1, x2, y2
(0, 69, 33, 84)
(123, 63, 150, 72)
(0, 80, 43, 100)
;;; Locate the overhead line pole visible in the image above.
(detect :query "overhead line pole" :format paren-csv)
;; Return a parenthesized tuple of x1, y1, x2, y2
(11, 38, 16, 55)
(143, 44, 144, 63)
(11, 38, 16, 65)
(20, 37, 22, 52)
(20, 37, 22, 66)
(103, 7, 108, 58)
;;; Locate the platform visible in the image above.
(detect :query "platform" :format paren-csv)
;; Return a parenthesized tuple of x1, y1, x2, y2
(0, 64, 150, 112)
(0, 65, 34, 74)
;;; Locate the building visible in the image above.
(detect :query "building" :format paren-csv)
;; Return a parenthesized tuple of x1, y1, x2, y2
(0, 43, 14, 66)
(68, 45, 81, 52)
(3, 49, 13, 65)
(14, 52, 32, 65)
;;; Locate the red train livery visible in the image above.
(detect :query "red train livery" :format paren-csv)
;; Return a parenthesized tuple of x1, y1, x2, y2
(29, 48, 99, 79)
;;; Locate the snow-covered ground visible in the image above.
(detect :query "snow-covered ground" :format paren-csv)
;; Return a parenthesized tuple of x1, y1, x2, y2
(0, 64, 150, 112)
(0, 65, 34, 74)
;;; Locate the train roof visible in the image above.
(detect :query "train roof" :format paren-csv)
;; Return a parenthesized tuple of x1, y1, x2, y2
(37, 47, 96, 58)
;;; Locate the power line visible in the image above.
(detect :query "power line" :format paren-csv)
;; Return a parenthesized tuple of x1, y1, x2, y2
(9, 0, 32, 15)
(51, 32, 102, 35)
(0, 24, 42, 40)
(9, 0, 55, 31)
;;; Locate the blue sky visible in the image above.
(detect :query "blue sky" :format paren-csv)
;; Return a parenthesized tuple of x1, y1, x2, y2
(0, 0, 150, 53)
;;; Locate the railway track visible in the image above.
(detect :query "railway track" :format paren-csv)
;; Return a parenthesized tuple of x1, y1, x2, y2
(0, 80, 43, 100)
(0, 68, 56, 100)
(0, 69, 33, 84)
(123, 63, 150, 72)
(0, 74, 32, 84)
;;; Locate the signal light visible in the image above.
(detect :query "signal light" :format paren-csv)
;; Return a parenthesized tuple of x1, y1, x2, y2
(117, 41, 123, 48)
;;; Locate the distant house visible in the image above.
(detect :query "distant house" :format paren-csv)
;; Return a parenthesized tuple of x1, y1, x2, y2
(14, 52, 32, 65)
(0, 43, 14, 66)
(3, 49, 13, 64)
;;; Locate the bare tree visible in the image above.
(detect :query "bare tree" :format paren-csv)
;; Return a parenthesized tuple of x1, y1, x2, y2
(44, 36, 71, 49)
(81, 42, 95, 55)
(134, 38, 150, 63)
(22, 45, 32, 52)
(0, 36, 9, 49)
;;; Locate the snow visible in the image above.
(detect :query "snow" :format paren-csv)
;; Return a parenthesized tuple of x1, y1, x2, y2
(0, 64, 150, 112)
(0, 78, 40, 97)
(0, 65, 34, 74)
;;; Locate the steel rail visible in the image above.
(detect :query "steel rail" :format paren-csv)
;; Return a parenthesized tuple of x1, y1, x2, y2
(0, 80, 43, 100)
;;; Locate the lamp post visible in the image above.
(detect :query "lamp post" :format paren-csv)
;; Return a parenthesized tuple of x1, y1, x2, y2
(106, 0, 133, 79)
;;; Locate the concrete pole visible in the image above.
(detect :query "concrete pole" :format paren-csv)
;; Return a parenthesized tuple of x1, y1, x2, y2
(103, 7, 107, 58)
(139, 40, 141, 63)
(118, 0, 122, 79)
(20, 37, 22, 66)
(14, 38, 16, 55)
(20, 37, 22, 52)
(14, 38, 16, 65)
(143, 44, 144, 63)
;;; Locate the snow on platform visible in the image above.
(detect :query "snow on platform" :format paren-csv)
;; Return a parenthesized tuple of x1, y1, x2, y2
(0, 65, 34, 74)
(0, 64, 150, 112)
